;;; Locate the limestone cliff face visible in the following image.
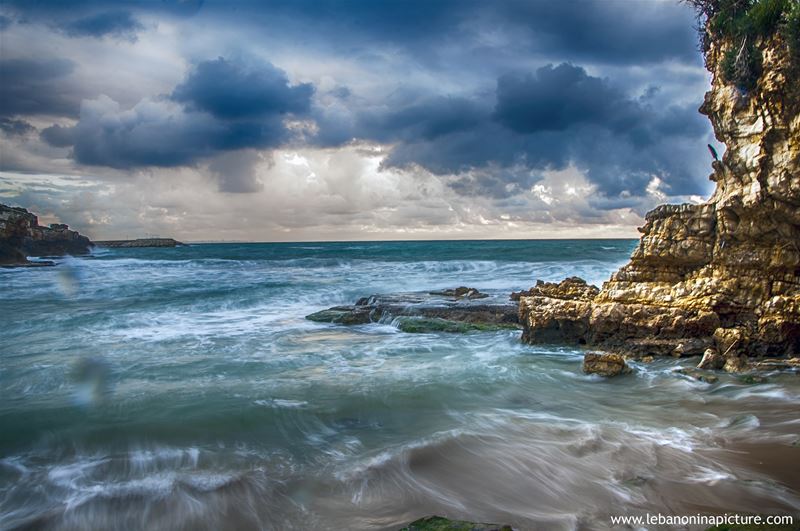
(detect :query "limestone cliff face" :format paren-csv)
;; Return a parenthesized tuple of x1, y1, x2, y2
(520, 32, 800, 366)
(0, 204, 93, 265)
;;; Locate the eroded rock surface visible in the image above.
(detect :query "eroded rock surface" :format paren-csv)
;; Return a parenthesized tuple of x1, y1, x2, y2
(520, 31, 800, 372)
(1, 204, 92, 266)
(582, 353, 631, 377)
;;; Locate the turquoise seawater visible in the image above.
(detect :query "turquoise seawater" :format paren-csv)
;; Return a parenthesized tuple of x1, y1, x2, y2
(1, 240, 798, 530)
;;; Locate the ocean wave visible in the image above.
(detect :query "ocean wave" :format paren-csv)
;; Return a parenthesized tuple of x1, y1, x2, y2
(4, 241, 800, 530)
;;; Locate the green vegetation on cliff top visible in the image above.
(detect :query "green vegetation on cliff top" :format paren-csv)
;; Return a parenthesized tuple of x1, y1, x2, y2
(687, 0, 800, 89)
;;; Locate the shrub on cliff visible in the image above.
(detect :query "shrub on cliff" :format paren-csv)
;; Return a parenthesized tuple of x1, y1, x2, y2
(686, 0, 800, 90)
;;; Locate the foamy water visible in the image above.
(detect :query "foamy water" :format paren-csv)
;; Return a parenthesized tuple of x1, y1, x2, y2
(1, 240, 798, 530)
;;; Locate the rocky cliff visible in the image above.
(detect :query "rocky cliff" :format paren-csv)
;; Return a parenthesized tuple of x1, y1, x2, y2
(0, 204, 93, 265)
(520, 14, 800, 370)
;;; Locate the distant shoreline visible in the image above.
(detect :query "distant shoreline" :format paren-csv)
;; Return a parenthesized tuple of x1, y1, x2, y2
(93, 238, 184, 248)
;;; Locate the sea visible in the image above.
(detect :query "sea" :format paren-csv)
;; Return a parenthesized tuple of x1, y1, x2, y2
(1, 240, 798, 530)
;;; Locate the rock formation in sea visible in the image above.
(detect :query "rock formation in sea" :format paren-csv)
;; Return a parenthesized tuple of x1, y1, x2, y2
(307, 289, 519, 333)
(519, 6, 800, 372)
(0, 204, 93, 266)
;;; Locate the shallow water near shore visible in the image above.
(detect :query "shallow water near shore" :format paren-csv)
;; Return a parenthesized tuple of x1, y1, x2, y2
(1, 240, 798, 530)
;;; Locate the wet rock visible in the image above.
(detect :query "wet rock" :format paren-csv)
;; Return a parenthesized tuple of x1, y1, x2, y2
(582, 352, 631, 377)
(399, 515, 514, 531)
(0, 258, 55, 268)
(429, 286, 489, 299)
(520, 30, 800, 371)
(394, 316, 517, 334)
(306, 307, 372, 325)
(511, 277, 599, 302)
(675, 368, 719, 384)
(697, 348, 725, 370)
(738, 374, 768, 385)
(671, 339, 711, 358)
(724, 354, 750, 373)
(749, 358, 800, 371)
(307, 292, 519, 332)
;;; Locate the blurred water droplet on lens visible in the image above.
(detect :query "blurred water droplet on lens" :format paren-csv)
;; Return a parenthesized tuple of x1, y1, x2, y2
(56, 259, 82, 297)
(71, 356, 112, 407)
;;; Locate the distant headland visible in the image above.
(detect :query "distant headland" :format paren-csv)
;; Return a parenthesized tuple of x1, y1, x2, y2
(0, 203, 183, 267)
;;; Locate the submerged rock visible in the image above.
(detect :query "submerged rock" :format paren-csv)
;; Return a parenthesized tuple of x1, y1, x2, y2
(675, 367, 719, 384)
(1, 204, 92, 266)
(738, 374, 769, 385)
(429, 286, 489, 299)
(749, 358, 800, 371)
(307, 291, 519, 333)
(519, 28, 800, 372)
(399, 515, 514, 531)
(582, 352, 631, 377)
(306, 307, 372, 325)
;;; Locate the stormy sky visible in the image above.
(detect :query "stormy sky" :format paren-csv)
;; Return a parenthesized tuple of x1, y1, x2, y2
(0, 0, 717, 241)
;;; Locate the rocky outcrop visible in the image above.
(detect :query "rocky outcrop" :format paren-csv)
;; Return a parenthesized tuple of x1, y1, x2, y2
(94, 238, 184, 248)
(429, 286, 489, 299)
(0, 204, 92, 266)
(307, 291, 519, 333)
(582, 352, 631, 377)
(519, 25, 800, 371)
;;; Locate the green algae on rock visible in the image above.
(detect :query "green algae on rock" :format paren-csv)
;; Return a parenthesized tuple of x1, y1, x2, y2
(394, 316, 518, 334)
(399, 515, 514, 531)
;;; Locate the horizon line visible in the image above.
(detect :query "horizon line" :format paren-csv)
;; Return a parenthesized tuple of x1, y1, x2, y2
(174, 236, 640, 244)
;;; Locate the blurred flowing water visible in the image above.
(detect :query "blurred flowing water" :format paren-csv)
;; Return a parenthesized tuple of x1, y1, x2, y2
(1, 240, 798, 530)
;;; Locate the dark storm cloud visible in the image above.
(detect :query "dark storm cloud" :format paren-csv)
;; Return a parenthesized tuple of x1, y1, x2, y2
(4, 1, 694, 65)
(172, 57, 314, 119)
(487, 0, 698, 65)
(40, 124, 77, 147)
(494, 64, 637, 134)
(0, 58, 80, 118)
(0, 14, 12, 30)
(70, 96, 290, 169)
(0, 118, 35, 137)
(358, 96, 488, 143)
(66, 57, 313, 169)
(2, 0, 202, 17)
(62, 10, 143, 40)
(184, 0, 697, 66)
(318, 63, 712, 200)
